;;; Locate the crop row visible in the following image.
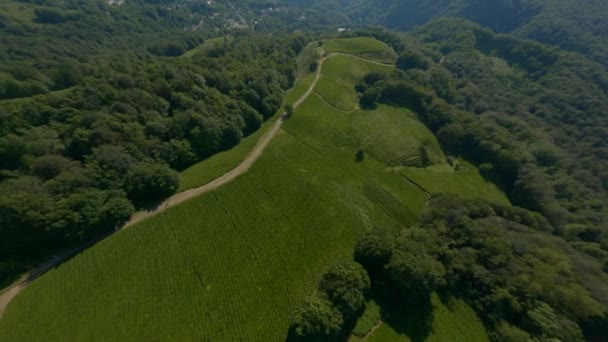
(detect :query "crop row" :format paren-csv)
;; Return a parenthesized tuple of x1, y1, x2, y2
(363, 181, 419, 228)
(388, 154, 423, 167)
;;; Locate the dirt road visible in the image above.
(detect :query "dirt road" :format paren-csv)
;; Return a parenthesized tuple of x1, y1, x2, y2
(0, 55, 329, 319)
(124, 54, 328, 227)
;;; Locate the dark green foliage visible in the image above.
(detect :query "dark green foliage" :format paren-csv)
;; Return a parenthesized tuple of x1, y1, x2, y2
(358, 195, 608, 340)
(355, 147, 365, 162)
(396, 51, 430, 70)
(289, 296, 343, 339)
(30, 155, 75, 180)
(385, 247, 445, 301)
(289, 261, 372, 339)
(354, 228, 393, 273)
(359, 87, 380, 109)
(318, 261, 370, 319)
(126, 163, 179, 203)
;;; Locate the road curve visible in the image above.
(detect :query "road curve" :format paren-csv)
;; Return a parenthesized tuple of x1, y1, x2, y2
(0, 54, 330, 319)
(124, 54, 328, 227)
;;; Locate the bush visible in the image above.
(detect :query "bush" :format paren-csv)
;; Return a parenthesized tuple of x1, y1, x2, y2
(318, 261, 370, 319)
(354, 228, 393, 273)
(386, 249, 445, 300)
(356, 147, 365, 162)
(126, 162, 179, 203)
(30, 155, 74, 180)
(396, 51, 430, 70)
(359, 87, 381, 108)
(290, 296, 343, 338)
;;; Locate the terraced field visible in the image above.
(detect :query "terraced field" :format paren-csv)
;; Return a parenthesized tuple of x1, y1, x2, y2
(0, 38, 507, 341)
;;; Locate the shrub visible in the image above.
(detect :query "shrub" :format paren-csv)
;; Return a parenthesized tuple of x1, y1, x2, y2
(318, 261, 370, 319)
(290, 296, 343, 338)
(126, 162, 179, 203)
(386, 249, 445, 300)
(356, 147, 365, 162)
(354, 228, 393, 273)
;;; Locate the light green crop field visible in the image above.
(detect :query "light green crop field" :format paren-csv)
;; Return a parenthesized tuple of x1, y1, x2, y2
(351, 105, 445, 165)
(353, 294, 489, 342)
(180, 36, 228, 58)
(314, 78, 359, 111)
(322, 53, 392, 85)
(325, 37, 397, 63)
(399, 161, 511, 206)
(0, 39, 505, 341)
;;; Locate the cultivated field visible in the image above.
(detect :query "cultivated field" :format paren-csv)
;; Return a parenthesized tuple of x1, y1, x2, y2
(0, 38, 506, 341)
(399, 161, 510, 206)
(324, 37, 398, 64)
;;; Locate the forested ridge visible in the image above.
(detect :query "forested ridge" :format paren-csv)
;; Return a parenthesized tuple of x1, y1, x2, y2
(290, 0, 608, 67)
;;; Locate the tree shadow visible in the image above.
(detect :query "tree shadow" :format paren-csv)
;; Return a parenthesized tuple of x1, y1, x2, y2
(372, 286, 434, 342)
(359, 101, 378, 110)
(284, 305, 366, 342)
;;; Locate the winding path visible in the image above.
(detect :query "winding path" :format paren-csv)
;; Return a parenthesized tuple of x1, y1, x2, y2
(0, 52, 396, 319)
(124, 54, 328, 227)
(0, 54, 330, 319)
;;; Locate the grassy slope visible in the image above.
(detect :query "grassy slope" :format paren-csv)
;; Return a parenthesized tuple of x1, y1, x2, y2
(399, 162, 510, 206)
(324, 37, 398, 64)
(0, 38, 506, 340)
(180, 37, 228, 58)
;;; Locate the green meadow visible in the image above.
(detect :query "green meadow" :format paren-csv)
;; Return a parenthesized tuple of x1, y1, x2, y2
(0, 38, 506, 341)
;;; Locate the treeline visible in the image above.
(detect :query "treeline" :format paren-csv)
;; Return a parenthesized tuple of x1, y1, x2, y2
(286, 195, 608, 340)
(352, 22, 608, 280)
(0, 31, 308, 287)
(357, 195, 608, 341)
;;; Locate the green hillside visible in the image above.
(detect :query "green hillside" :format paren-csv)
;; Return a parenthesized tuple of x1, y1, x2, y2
(0, 39, 506, 340)
(324, 37, 398, 63)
